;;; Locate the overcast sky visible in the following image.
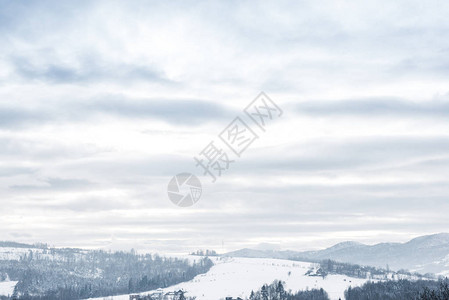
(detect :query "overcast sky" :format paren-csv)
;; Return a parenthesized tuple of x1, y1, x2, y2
(1, 0, 449, 253)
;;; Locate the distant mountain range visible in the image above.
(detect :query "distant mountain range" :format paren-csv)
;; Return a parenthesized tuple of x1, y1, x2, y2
(223, 233, 449, 275)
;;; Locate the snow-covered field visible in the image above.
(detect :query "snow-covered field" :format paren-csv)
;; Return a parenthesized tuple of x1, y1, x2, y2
(88, 256, 370, 300)
(0, 280, 18, 297)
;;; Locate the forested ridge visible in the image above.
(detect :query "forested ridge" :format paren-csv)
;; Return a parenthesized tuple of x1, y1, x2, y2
(0, 246, 213, 300)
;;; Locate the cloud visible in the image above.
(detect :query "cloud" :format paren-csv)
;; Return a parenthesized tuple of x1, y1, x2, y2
(0, 108, 48, 128)
(11, 56, 173, 84)
(230, 136, 449, 176)
(9, 232, 32, 238)
(10, 177, 95, 191)
(82, 96, 235, 124)
(0, 95, 235, 129)
(1, 0, 449, 252)
(0, 166, 36, 177)
(295, 97, 449, 117)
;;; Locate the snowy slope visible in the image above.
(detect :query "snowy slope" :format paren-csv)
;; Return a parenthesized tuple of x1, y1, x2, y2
(88, 256, 370, 300)
(0, 280, 18, 297)
(0, 247, 39, 260)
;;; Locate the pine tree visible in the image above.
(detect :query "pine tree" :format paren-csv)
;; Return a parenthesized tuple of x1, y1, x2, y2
(276, 281, 286, 300)
(249, 290, 256, 300)
(261, 284, 269, 300)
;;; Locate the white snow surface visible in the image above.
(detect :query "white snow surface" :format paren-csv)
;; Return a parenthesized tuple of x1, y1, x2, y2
(0, 280, 18, 297)
(0, 247, 38, 260)
(88, 256, 370, 300)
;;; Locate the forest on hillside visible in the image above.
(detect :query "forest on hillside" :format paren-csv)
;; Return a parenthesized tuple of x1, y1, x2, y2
(0, 247, 213, 300)
(243, 278, 449, 300)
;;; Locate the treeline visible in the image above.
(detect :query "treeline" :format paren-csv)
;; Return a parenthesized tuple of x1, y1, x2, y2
(247, 280, 329, 300)
(244, 278, 449, 300)
(315, 259, 387, 279)
(345, 278, 449, 300)
(0, 248, 213, 300)
(295, 258, 434, 280)
(0, 242, 40, 249)
(190, 249, 218, 256)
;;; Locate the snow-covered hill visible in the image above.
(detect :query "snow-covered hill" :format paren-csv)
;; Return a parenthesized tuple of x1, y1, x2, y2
(88, 256, 371, 300)
(2, 234, 447, 299)
(225, 233, 449, 275)
(0, 245, 35, 296)
(0, 244, 211, 299)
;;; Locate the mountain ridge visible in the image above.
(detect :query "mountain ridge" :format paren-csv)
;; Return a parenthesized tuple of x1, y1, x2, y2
(223, 233, 449, 275)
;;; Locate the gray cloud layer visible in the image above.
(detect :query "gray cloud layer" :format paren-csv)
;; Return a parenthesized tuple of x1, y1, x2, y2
(296, 97, 449, 117)
(0, 96, 235, 128)
(1, 0, 449, 253)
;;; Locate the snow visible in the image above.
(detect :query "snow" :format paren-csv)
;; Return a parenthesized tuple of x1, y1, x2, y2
(87, 256, 371, 300)
(0, 280, 18, 297)
(0, 247, 38, 260)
